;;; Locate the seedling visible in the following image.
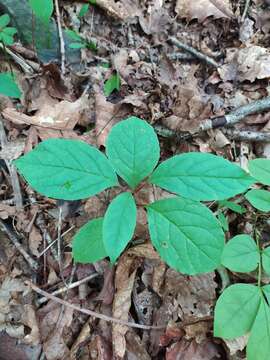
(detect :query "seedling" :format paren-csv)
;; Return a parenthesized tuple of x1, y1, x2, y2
(14, 116, 270, 359)
(66, 29, 97, 51)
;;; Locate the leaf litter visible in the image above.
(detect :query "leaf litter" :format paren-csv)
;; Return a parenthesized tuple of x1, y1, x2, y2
(1, 0, 270, 358)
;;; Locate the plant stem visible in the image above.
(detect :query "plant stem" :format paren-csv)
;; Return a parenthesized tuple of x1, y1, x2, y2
(255, 229, 262, 288)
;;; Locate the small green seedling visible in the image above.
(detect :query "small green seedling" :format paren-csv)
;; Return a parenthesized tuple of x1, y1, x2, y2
(104, 72, 121, 97)
(78, 0, 96, 18)
(14, 116, 270, 360)
(0, 14, 17, 45)
(66, 29, 97, 51)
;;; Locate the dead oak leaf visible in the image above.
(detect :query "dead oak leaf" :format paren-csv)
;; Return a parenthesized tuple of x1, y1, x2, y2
(175, 0, 234, 22)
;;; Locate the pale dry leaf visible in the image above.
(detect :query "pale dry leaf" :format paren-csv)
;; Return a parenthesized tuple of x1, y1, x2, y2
(21, 305, 40, 346)
(224, 334, 249, 355)
(0, 140, 25, 161)
(175, 0, 233, 22)
(2, 94, 89, 130)
(96, 0, 141, 20)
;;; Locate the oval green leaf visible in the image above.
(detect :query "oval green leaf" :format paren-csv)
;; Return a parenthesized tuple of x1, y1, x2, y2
(247, 297, 270, 360)
(72, 217, 107, 263)
(103, 192, 136, 263)
(248, 159, 270, 185)
(15, 138, 118, 200)
(221, 234, 259, 273)
(149, 152, 254, 201)
(0, 14, 10, 28)
(29, 0, 54, 24)
(147, 197, 225, 275)
(262, 247, 270, 275)
(214, 284, 261, 339)
(0, 73, 21, 98)
(106, 117, 160, 189)
(245, 189, 270, 212)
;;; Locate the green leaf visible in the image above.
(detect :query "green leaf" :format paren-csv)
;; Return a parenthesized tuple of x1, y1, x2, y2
(249, 159, 270, 185)
(104, 72, 120, 96)
(15, 138, 118, 200)
(217, 212, 229, 231)
(0, 32, 14, 45)
(0, 14, 10, 29)
(28, 0, 54, 24)
(214, 284, 261, 339)
(0, 73, 21, 98)
(262, 247, 270, 275)
(221, 235, 259, 272)
(245, 189, 270, 212)
(103, 192, 136, 263)
(147, 197, 224, 275)
(79, 4, 89, 17)
(149, 152, 254, 201)
(72, 217, 107, 263)
(2, 27, 17, 36)
(106, 117, 160, 189)
(247, 296, 270, 360)
(65, 29, 82, 41)
(69, 42, 85, 49)
(218, 200, 246, 214)
(86, 40, 97, 51)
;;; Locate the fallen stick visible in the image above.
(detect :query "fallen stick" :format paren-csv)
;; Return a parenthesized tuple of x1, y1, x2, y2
(224, 129, 270, 142)
(27, 281, 166, 330)
(37, 273, 99, 305)
(155, 97, 270, 141)
(54, 0, 66, 74)
(168, 37, 219, 68)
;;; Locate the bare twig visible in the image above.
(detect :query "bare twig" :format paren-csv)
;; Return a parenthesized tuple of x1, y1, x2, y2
(155, 97, 270, 142)
(241, 0, 251, 22)
(27, 281, 166, 330)
(37, 273, 99, 305)
(168, 37, 219, 68)
(224, 129, 270, 142)
(54, 0, 66, 74)
(0, 119, 23, 208)
(0, 219, 39, 271)
(200, 97, 270, 131)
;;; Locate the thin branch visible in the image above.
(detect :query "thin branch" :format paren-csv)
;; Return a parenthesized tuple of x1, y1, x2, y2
(27, 281, 166, 330)
(224, 129, 270, 142)
(0, 219, 39, 271)
(37, 273, 99, 305)
(54, 0, 66, 74)
(200, 97, 270, 131)
(241, 0, 251, 22)
(168, 37, 219, 68)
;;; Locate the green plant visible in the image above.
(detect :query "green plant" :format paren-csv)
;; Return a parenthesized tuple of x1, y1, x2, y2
(28, 0, 54, 24)
(14, 116, 270, 359)
(0, 72, 21, 98)
(104, 72, 121, 96)
(66, 29, 97, 51)
(78, 0, 96, 18)
(0, 14, 17, 45)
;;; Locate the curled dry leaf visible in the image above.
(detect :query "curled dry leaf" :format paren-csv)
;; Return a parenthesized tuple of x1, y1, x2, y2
(175, 0, 234, 22)
(0, 203, 16, 219)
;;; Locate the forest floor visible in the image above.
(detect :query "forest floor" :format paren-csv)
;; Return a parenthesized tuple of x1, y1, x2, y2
(1, 0, 270, 359)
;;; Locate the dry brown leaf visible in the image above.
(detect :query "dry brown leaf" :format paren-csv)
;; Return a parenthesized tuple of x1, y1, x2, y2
(0, 203, 16, 220)
(95, 0, 141, 20)
(2, 94, 89, 130)
(28, 226, 42, 257)
(112, 254, 139, 358)
(175, 0, 233, 22)
(223, 335, 248, 355)
(166, 338, 221, 360)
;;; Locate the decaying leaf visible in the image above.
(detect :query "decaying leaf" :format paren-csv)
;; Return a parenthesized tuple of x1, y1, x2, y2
(175, 0, 234, 22)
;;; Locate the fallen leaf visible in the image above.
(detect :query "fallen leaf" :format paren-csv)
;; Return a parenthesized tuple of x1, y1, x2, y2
(175, 0, 233, 22)
(0, 203, 16, 219)
(2, 94, 89, 130)
(28, 226, 42, 257)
